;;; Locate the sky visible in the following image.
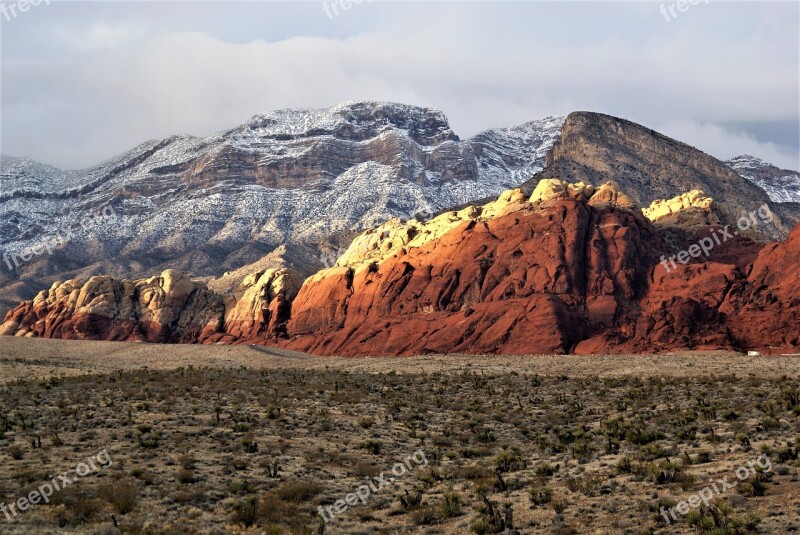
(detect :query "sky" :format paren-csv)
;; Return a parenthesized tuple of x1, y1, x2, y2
(1, 0, 798, 171)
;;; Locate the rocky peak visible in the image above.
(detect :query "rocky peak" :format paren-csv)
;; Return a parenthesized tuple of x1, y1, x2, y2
(235, 101, 459, 145)
(530, 112, 797, 241)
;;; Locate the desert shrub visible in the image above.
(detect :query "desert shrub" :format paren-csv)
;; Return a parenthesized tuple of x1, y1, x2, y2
(696, 449, 713, 463)
(258, 493, 301, 526)
(686, 504, 761, 534)
(174, 488, 206, 505)
(529, 486, 553, 506)
(54, 488, 102, 525)
(411, 504, 441, 525)
(178, 455, 196, 470)
(8, 443, 24, 460)
(470, 516, 492, 535)
(230, 480, 259, 495)
(354, 460, 381, 478)
(535, 462, 559, 478)
(418, 467, 443, 487)
(359, 417, 375, 429)
(363, 439, 382, 455)
(552, 497, 568, 514)
(137, 431, 161, 449)
(626, 426, 664, 445)
(565, 473, 604, 496)
(273, 481, 321, 503)
(440, 491, 462, 517)
(400, 489, 423, 511)
(738, 475, 768, 497)
(231, 495, 259, 527)
(571, 439, 596, 462)
(646, 459, 691, 488)
(241, 435, 258, 454)
(616, 456, 633, 474)
(177, 468, 195, 484)
(762, 416, 779, 430)
(494, 448, 522, 473)
(230, 457, 248, 470)
(455, 464, 492, 481)
(98, 477, 139, 514)
(461, 447, 488, 459)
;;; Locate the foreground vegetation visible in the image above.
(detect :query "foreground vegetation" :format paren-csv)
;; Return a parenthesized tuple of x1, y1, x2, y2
(0, 365, 798, 533)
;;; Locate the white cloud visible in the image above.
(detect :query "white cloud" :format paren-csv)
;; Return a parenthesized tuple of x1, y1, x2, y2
(55, 22, 145, 52)
(1, 2, 797, 170)
(657, 120, 800, 171)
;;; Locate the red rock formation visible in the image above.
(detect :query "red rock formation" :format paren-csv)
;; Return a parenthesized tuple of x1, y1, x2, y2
(274, 195, 664, 355)
(2, 185, 797, 356)
(721, 224, 800, 352)
(0, 271, 225, 343)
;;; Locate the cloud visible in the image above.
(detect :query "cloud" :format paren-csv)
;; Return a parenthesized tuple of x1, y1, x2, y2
(657, 120, 799, 171)
(1, 2, 797, 170)
(58, 22, 145, 52)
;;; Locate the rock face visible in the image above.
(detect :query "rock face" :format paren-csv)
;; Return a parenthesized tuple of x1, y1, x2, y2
(274, 184, 798, 356)
(216, 268, 301, 342)
(641, 190, 725, 236)
(4, 181, 796, 356)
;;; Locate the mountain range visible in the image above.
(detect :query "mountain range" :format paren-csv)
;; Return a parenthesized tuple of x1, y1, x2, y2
(1, 103, 799, 355)
(0, 102, 565, 313)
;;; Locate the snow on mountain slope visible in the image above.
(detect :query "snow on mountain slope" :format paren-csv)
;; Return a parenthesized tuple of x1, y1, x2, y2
(470, 116, 566, 188)
(725, 155, 800, 204)
(0, 102, 565, 306)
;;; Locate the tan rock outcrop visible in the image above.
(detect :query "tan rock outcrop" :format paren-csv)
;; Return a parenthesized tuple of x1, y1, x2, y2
(642, 190, 714, 222)
(587, 181, 638, 210)
(530, 179, 595, 203)
(335, 188, 528, 268)
(222, 268, 301, 339)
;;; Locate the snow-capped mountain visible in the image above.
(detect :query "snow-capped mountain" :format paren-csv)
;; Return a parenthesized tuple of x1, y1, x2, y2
(725, 155, 800, 204)
(0, 101, 564, 311)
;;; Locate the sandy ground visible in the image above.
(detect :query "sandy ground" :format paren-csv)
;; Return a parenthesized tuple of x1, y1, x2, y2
(1, 336, 798, 384)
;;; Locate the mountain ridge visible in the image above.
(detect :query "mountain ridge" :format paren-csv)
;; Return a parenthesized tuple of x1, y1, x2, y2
(1, 103, 798, 319)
